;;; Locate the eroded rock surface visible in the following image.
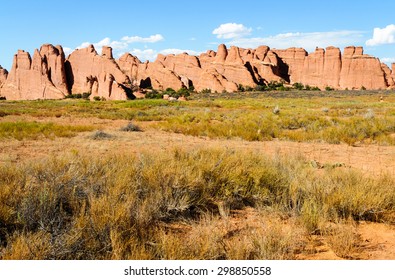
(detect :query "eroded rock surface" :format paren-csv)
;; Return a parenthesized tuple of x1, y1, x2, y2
(0, 43, 394, 100)
(0, 65, 8, 89)
(1, 48, 65, 100)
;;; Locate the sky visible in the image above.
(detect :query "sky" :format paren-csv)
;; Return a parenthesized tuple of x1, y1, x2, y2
(1, 0, 395, 70)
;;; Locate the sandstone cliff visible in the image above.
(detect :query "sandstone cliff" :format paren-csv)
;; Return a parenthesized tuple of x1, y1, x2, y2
(339, 46, 388, 89)
(66, 45, 131, 100)
(0, 43, 394, 100)
(1, 48, 66, 100)
(0, 65, 7, 89)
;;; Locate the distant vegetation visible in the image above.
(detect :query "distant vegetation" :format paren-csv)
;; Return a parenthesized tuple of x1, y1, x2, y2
(0, 91, 394, 145)
(144, 81, 325, 99)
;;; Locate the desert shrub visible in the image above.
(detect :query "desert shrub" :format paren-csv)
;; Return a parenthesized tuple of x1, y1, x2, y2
(293, 83, 304, 90)
(267, 81, 285, 91)
(255, 84, 267, 91)
(145, 90, 163, 99)
(164, 88, 176, 96)
(245, 86, 254, 92)
(200, 88, 212, 94)
(90, 130, 114, 140)
(82, 92, 91, 99)
(66, 93, 90, 99)
(120, 122, 142, 132)
(176, 87, 191, 98)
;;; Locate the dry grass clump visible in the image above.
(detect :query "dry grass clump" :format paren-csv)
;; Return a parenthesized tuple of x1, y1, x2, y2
(154, 212, 304, 260)
(0, 147, 394, 259)
(325, 221, 361, 259)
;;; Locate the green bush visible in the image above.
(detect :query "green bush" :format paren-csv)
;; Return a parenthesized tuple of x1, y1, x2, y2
(145, 90, 163, 99)
(200, 88, 212, 94)
(176, 87, 191, 97)
(255, 85, 267, 91)
(293, 83, 304, 90)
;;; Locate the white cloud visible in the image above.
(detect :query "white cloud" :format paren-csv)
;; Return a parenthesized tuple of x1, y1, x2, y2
(65, 34, 202, 62)
(70, 34, 164, 55)
(366, 24, 395, 46)
(63, 47, 72, 56)
(127, 48, 201, 62)
(381, 57, 395, 65)
(121, 34, 164, 43)
(76, 37, 128, 52)
(129, 49, 158, 62)
(160, 48, 200, 56)
(212, 23, 252, 39)
(228, 30, 364, 52)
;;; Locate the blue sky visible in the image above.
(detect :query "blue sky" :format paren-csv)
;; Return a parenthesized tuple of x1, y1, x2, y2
(1, 0, 395, 70)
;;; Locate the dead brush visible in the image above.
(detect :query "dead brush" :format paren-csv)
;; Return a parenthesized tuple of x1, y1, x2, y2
(120, 122, 142, 132)
(90, 130, 114, 140)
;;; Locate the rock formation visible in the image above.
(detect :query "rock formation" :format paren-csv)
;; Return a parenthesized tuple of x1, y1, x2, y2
(1, 48, 66, 100)
(271, 47, 307, 84)
(66, 45, 132, 100)
(39, 44, 69, 94)
(381, 63, 394, 87)
(339, 46, 388, 89)
(0, 43, 394, 100)
(0, 65, 7, 89)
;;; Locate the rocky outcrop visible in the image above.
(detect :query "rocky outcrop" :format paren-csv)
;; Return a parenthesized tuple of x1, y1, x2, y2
(66, 45, 131, 100)
(1, 49, 66, 100)
(137, 60, 184, 90)
(381, 63, 394, 87)
(117, 53, 141, 86)
(0, 65, 7, 88)
(0, 43, 394, 100)
(272, 48, 307, 84)
(271, 46, 391, 90)
(392, 63, 395, 86)
(39, 44, 69, 94)
(339, 46, 388, 89)
(322, 46, 342, 88)
(158, 52, 202, 88)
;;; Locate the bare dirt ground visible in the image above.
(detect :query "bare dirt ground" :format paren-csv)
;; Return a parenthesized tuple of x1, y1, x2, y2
(1, 115, 394, 259)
